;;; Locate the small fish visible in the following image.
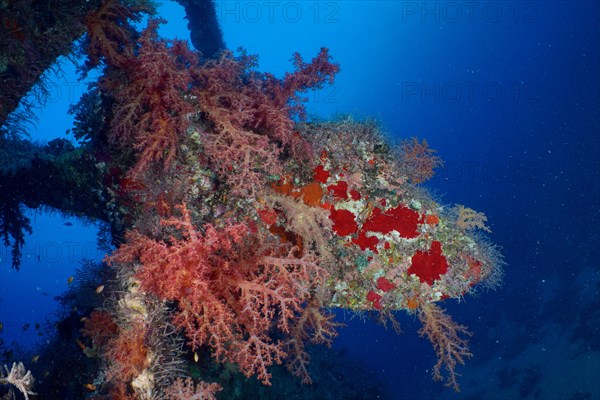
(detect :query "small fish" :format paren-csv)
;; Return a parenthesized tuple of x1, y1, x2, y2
(41, 292, 49, 297)
(35, 323, 40, 330)
(67, 276, 74, 284)
(43, 370, 50, 378)
(95, 285, 105, 294)
(22, 323, 30, 332)
(194, 352, 199, 363)
(64, 222, 73, 226)
(0, 322, 3, 331)
(31, 355, 40, 363)
(80, 317, 88, 322)
(84, 383, 97, 391)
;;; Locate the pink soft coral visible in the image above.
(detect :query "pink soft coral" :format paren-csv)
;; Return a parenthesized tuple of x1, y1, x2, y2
(84, 0, 150, 68)
(163, 378, 221, 400)
(418, 303, 472, 392)
(190, 48, 339, 196)
(108, 204, 327, 384)
(102, 20, 195, 176)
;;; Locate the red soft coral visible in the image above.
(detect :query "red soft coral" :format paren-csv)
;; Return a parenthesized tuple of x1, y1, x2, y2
(102, 20, 195, 176)
(108, 204, 326, 385)
(400, 138, 443, 184)
(84, 0, 149, 69)
(81, 310, 118, 348)
(103, 321, 149, 382)
(190, 48, 339, 196)
(269, 48, 340, 121)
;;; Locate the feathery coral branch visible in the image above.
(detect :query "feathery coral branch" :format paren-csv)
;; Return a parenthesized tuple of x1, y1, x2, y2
(0, 362, 36, 400)
(418, 303, 472, 392)
(399, 137, 443, 183)
(454, 204, 492, 232)
(191, 48, 339, 196)
(164, 377, 221, 400)
(101, 19, 195, 176)
(108, 203, 328, 385)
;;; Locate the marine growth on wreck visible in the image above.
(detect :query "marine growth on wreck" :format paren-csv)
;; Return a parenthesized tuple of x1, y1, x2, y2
(0, 1, 503, 399)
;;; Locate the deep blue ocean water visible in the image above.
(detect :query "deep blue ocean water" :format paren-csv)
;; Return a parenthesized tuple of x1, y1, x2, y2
(1, 1, 598, 399)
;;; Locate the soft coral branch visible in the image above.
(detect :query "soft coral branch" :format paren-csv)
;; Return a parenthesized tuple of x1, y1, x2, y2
(84, 0, 152, 69)
(284, 294, 341, 384)
(108, 204, 328, 385)
(164, 378, 221, 400)
(191, 48, 339, 196)
(102, 20, 195, 176)
(399, 137, 443, 183)
(274, 48, 340, 119)
(418, 303, 472, 392)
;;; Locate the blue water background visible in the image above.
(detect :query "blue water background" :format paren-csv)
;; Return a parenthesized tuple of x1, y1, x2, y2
(0, 1, 598, 399)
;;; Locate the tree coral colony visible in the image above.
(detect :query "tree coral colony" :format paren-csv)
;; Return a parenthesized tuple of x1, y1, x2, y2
(73, 13, 502, 400)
